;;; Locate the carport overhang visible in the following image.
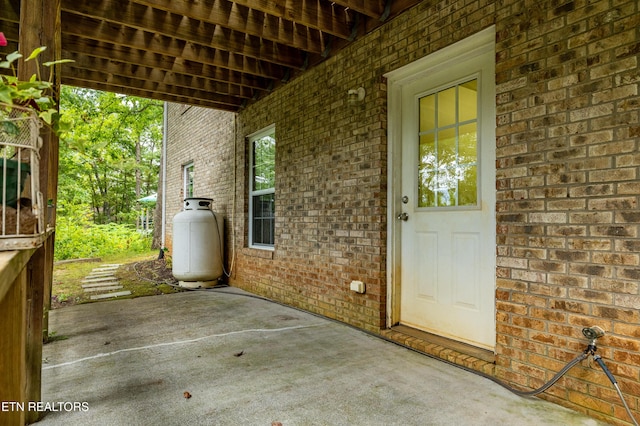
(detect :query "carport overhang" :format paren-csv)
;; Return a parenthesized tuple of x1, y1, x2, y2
(2, 0, 423, 111)
(0, 1, 422, 424)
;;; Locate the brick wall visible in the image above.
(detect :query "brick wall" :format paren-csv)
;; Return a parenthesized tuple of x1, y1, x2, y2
(234, 58, 389, 332)
(165, 0, 640, 423)
(164, 105, 236, 265)
(232, 0, 497, 333)
(494, 0, 640, 422)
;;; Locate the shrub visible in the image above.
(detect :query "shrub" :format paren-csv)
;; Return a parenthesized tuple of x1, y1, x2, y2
(54, 206, 152, 260)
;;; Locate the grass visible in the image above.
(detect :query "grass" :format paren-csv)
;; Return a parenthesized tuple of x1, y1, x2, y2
(52, 250, 180, 309)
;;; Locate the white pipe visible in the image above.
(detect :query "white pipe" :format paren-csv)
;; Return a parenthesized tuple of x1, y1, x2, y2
(161, 101, 168, 248)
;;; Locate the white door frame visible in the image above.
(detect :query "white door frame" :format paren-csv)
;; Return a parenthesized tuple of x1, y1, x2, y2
(385, 26, 496, 329)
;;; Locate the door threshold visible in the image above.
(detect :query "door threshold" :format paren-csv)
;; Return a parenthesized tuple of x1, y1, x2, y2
(381, 325, 495, 375)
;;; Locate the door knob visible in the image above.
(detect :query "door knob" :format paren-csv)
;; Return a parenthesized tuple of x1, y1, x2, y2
(397, 212, 409, 221)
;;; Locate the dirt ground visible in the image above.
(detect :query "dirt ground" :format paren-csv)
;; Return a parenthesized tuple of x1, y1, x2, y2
(119, 257, 179, 287)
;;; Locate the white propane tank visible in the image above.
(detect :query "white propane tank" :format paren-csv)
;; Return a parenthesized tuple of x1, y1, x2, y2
(172, 197, 224, 288)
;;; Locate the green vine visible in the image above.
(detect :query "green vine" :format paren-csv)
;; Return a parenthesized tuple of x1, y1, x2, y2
(0, 45, 73, 136)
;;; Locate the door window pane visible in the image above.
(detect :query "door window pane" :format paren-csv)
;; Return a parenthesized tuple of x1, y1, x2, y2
(458, 165, 477, 205)
(419, 94, 436, 131)
(419, 133, 436, 164)
(459, 80, 478, 122)
(437, 128, 456, 166)
(459, 123, 477, 161)
(417, 79, 478, 208)
(437, 87, 456, 127)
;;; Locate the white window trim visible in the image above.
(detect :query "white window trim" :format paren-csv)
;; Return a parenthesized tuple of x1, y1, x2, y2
(248, 124, 276, 250)
(183, 161, 194, 199)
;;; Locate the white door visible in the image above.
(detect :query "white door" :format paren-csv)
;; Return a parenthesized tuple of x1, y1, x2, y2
(396, 34, 496, 350)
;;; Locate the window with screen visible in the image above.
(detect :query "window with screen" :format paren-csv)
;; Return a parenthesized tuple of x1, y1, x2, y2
(248, 125, 275, 248)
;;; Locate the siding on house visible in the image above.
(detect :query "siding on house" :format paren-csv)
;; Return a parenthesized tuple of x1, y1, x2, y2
(165, 1, 640, 424)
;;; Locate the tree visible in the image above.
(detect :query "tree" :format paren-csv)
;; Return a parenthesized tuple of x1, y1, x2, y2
(58, 87, 163, 224)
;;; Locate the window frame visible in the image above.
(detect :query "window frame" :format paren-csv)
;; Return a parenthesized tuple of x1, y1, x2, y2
(248, 124, 276, 250)
(416, 76, 480, 209)
(183, 161, 194, 199)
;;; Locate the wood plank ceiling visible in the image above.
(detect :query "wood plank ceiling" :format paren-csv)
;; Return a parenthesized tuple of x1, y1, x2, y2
(1, 0, 422, 112)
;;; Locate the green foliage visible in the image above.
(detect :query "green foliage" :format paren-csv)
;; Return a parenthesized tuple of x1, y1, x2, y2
(54, 205, 152, 261)
(54, 87, 162, 259)
(58, 87, 163, 225)
(0, 46, 74, 136)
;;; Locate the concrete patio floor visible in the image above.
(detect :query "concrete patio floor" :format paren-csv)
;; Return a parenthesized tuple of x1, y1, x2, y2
(38, 288, 605, 426)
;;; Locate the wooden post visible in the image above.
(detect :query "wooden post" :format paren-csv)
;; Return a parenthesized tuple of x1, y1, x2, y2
(24, 244, 45, 424)
(42, 0, 61, 346)
(0, 269, 27, 425)
(0, 250, 34, 426)
(17, 0, 61, 423)
(42, 233, 54, 341)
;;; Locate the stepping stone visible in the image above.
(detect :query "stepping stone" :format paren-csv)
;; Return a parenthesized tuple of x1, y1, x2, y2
(86, 271, 116, 278)
(82, 281, 119, 288)
(81, 264, 127, 300)
(92, 265, 121, 272)
(84, 285, 123, 292)
(82, 276, 119, 283)
(85, 276, 116, 281)
(90, 290, 131, 300)
(91, 269, 118, 274)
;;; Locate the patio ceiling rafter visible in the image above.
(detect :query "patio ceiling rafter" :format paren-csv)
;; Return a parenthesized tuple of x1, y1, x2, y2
(0, 0, 422, 111)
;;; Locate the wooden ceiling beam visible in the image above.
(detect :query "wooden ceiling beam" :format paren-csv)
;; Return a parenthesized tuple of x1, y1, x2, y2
(231, 0, 354, 40)
(61, 0, 317, 63)
(61, 12, 302, 74)
(7, 0, 423, 112)
(0, 19, 18, 45)
(65, 53, 257, 99)
(62, 66, 244, 109)
(61, 39, 271, 92)
(61, 16, 290, 83)
(0, 0, 20, 22)
(329, 0, 386, 19)
(62, 76, 238, 111)
(128, 0, 325, 55)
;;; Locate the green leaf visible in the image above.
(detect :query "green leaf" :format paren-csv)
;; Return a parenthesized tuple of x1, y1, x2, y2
(0, 86, 14, 104)
(26, 46, 47, 61)
(39, 109, 54, 125)
(6, 51, 22, 64)
(43, 59, 75, 67)
(54, 116, 73, 136)
(35, 96, 53, 107)
(15, 86, 43, 100)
